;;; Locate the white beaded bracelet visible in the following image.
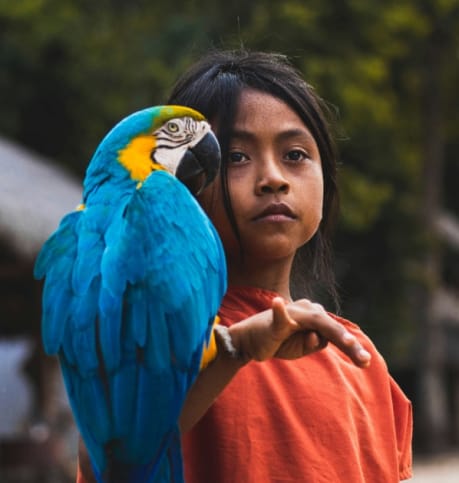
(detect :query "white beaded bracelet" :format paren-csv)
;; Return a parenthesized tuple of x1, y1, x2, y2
(213, 324, 241, 359)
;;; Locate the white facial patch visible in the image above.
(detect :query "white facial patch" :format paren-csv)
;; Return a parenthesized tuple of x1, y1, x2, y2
(153, 118, 212, 174)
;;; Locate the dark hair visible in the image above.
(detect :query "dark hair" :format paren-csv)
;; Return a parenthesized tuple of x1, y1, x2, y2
(167, 49, 340, 308)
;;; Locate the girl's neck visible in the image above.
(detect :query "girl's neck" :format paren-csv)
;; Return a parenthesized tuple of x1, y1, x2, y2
(226, 256, 293, 301)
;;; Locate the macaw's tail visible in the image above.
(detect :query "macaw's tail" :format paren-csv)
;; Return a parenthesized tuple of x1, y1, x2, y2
(93, 427, 185, 483)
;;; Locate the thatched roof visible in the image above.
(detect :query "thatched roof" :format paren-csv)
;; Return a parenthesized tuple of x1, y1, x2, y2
(0, 137, 82, 260)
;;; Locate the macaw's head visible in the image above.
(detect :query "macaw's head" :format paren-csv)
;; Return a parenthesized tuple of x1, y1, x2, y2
(98, 105, 221, 195)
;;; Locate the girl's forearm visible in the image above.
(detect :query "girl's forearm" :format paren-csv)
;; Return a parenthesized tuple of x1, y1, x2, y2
(179, 343, 247, 433)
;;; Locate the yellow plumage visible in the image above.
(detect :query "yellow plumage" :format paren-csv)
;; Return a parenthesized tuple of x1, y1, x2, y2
(199, 316, 221, 370)
(118, 135, 165, 181)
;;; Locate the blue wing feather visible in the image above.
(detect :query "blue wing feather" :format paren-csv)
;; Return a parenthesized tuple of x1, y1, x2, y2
(35, 143, 226, 482)
(35, 211, 81, 354)
(72, 229, 104, 295)
(125, 285, 148, 347)
(101, 170, 226, 475)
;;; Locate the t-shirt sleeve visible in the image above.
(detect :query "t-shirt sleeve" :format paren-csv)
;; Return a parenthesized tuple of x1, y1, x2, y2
(390, 376, 413, 480)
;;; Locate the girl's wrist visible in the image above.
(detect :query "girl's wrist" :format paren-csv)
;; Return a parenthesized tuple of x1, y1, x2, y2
(214, 324, 251, 365)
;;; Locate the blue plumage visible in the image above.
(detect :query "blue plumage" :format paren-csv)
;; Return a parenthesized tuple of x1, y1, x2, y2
(34, 106, 226, 482)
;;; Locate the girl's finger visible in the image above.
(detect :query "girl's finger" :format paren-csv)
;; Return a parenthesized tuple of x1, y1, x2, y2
(271, 297, 298, 333)
(287, 303, 371, 367)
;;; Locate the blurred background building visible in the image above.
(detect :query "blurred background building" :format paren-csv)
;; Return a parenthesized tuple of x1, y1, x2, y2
(0, 137, 80, 481)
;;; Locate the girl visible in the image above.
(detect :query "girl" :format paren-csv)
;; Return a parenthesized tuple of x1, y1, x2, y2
(78, 50, 412, 482)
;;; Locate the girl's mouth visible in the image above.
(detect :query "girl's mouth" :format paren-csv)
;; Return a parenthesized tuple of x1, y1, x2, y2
(252, 203, 297, 221)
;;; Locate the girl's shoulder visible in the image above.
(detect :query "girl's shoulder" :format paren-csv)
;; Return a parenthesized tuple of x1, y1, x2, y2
(218, 285, 282, 325)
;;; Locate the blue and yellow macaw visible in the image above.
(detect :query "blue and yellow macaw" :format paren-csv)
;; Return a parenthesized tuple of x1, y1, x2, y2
(34, 106, 227, 482)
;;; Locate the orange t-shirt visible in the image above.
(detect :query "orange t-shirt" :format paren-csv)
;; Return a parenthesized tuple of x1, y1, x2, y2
(182, 286, 412, 482)
(77, 286, 412, 482)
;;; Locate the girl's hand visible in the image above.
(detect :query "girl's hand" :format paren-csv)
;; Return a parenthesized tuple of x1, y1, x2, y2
(229, 297, 371, 367)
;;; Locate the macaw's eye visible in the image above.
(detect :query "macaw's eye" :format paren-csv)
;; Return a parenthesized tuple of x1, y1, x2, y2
(167, 121, 179, 133)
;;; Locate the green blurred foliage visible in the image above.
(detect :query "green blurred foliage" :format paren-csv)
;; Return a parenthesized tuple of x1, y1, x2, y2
(1, 0, 458, 365)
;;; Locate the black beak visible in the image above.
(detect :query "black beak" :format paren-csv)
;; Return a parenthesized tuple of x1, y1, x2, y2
(176, 131, 221, 196)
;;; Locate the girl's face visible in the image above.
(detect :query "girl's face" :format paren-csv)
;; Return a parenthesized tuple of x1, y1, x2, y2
(199, 88, 324, 267)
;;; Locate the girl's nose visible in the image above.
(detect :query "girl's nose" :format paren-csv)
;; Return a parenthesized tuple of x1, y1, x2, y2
(255, 160, 290, 195)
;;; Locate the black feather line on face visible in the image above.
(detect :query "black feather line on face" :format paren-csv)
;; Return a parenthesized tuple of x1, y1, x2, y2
(153, 138, 192, 150)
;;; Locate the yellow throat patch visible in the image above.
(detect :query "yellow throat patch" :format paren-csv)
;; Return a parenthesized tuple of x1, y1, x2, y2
(117, 135, 165, 181)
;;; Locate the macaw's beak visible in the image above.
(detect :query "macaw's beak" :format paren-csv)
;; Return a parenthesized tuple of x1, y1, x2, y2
(176, 130, 221, 196)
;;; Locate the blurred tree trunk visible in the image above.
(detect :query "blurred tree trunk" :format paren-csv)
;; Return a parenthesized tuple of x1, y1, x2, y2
(415, 22, 448, 452)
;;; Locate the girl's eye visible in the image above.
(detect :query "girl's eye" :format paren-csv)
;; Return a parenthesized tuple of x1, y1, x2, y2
(285, 150, 308, 162)
(228, 152, 247, 164)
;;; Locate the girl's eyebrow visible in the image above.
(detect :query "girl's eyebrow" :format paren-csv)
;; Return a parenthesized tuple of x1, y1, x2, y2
(230, 127, 317, 145)
(276, 128, 316, 144)
(229, 129, 255, 141)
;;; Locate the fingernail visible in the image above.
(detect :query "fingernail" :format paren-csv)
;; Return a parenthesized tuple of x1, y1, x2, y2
(342, 332, 356, 343)
(359, 349, 371, 361)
